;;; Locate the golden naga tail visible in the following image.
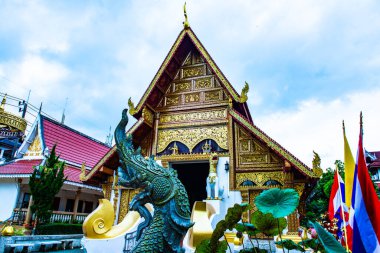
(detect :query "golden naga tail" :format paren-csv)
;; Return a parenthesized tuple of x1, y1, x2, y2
(83, 199, 143, 239)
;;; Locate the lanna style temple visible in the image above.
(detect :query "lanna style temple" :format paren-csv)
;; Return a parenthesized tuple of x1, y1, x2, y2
(81, 12, 322, 249)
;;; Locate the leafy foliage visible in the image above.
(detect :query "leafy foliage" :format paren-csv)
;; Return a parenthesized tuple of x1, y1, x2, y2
(235, 222, 258, 237)
(275, 239, 305, 252)
(298, 238, 322, 252)
(36, 223, 83, 235)
(311, 221, 346, 253)
(251, 211, 287, 237)
(195, 203, 250, 253)
(302, 160, 344, 226)
(255, 188, 299, 218)
(29, 145, 66, 224)
(239, 248, 267, 253)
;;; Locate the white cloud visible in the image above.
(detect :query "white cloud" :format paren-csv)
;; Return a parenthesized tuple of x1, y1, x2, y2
(255, 89, 380, 169)
(0, 0, 379, 152)
(1, 55, 69, 98)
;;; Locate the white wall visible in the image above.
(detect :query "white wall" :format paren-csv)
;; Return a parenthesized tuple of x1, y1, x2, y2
(211, 157, 242, 227)
(0, 179, 19, 221)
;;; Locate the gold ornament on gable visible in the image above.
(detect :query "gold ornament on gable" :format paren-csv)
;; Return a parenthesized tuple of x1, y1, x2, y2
(174, 81, 191, 93)
(294, 183, 305, 196)
(204, 91, 220, 101)
(195, 77, 212, 89)
(166, 96, 180, 106)
(160, 108, 226, 125)
(182, 66, 204, 78)
(24, 136, 42, 157)
(157, 125, 228, 153)
(235, 123, 283, 170)
(236, 172, 284, 187)
(142, 107, 154, 126)
(184, 93, 200, 103)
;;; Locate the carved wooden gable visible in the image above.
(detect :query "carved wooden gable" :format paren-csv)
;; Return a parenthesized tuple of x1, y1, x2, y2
(234, 123, 283, 172)
(156, 51, 228, 110)
(24, 131, 42, 157)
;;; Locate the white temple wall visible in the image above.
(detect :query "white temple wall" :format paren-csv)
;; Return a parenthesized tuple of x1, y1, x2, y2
(0, 178, 19, 221)
(209, 156, 242, 228)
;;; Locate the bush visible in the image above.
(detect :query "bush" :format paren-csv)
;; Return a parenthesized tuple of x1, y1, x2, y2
(36, 223, 83, 235)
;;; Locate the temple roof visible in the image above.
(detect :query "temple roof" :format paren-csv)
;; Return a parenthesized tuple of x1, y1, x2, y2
(84, 25, 318, 181)
(41, 116, 110, 168)
(0, 159, 94, 186)
(130, 27, 252, 122)
(0, 159, 42, 175)
(230, 109, 317, 178)
(16, 114, 110, 168)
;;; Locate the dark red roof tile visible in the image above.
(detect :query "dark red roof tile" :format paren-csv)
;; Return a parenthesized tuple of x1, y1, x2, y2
(63, 164, 82, 183)
(0, 159, 95, 186)
(41, 116, 110, 168)
(0, 159, 42, 174)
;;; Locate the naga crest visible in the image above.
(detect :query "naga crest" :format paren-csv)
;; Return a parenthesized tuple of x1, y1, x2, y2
(115, 109, 193, 253)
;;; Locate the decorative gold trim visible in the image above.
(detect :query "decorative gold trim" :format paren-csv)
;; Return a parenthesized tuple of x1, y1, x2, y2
(159, 108, 227, 124)
(80, 163, 87, 181)
(142, 107, 154, 127)
(227, 113, 235, 190)
(158, 152, 229, 163)
(128, 98, 137, 116)
(0, 110, 27, 133)
(157, 125, 228, 153)
(183, 2, 189, 29)
(236, 171, 284, 187)
(24, 135, 42, 157)
(239, 82, 249, 103)
(158, 120, 227, 129)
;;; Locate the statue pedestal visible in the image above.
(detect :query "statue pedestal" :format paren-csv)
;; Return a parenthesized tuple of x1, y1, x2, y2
(204, 199, 221, 215)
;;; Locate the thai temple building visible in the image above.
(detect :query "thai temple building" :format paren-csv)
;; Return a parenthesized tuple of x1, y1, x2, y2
(81, 16, 322, 251)
(0, 99, 110, 224)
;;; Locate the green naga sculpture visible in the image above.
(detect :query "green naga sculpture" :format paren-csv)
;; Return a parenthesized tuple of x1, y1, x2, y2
(115, 109, 194, 253)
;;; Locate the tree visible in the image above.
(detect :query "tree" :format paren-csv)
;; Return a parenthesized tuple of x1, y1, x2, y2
(29, 145, 66, 224)
(302, 160, 344, 226)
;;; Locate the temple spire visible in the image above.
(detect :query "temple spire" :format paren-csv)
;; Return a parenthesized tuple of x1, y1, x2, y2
(183, 2, 189, 29)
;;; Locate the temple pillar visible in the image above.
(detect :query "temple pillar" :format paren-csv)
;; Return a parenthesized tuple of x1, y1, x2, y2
(151, 113, 160, 156)
(72, 188, 81, 222)
(24, 195, 33, 227)
(241, 190, 249, 222)
(283, 161, 299, 235)
(101, 176, 114, 200)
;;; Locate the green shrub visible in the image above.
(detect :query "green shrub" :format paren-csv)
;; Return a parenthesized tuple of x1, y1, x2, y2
(36, 223, 83, 235)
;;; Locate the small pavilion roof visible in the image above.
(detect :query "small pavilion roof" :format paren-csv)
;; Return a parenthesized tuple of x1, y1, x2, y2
(41, 116, 110, 168)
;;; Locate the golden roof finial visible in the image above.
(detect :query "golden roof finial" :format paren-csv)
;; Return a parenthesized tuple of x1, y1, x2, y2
(183, 2, 190, 29)
(0, 94, 6, 111)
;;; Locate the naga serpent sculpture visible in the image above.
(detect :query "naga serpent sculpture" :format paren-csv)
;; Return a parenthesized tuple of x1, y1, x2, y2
(115, 109, 194, 253)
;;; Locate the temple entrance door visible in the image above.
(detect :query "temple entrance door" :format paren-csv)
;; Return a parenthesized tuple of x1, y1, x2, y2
(171, 162, 209, 209)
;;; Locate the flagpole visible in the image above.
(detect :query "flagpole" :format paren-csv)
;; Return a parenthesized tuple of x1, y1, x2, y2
(336, 169, 349, 252)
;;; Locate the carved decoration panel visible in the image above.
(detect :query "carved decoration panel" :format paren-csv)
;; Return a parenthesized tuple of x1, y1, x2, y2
(158, 51, 228, 109)
(160, 108, 227, 125)
(142, 107, 154, 126)
(182, 66, 205, 78)
(24, 135, 42, 157)
(236, 172, 284, 187)
(234, 123, 283, 171)
(157, 125, 228, 153)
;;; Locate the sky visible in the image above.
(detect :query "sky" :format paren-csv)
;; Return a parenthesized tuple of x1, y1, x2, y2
(1, 0, 380, 169)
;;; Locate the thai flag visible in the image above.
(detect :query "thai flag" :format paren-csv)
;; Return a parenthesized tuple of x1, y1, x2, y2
(328, 170, 347, 221)
(350, 115, 380, 253)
